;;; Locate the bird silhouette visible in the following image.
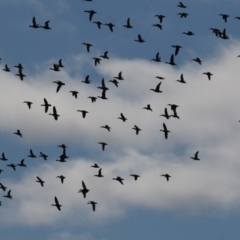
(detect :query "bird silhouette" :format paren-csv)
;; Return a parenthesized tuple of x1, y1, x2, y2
(84, 10, 96, 21)
(41, 98, 51, 113)
(29, 17, 39, 28)
(39, 152, 48, 160)
(171, 45, 182, 56)
(113, 176, 124, 185)
(160, 123, 170, 139)
(152, 52, 161, 62)
(176, 73, 186, 83)
(152, 23, 162, 30)
(177, 2, 186, 8)
(82, 75, 91, 84)
(143, 104, 153, 111)
(58, 59, 64, 68)
(130, 174, 140, 180)
(0, 153, 8, 161)
(0, 183, 7, 191)
(14, 129, 22, 138)
(221, 28, 229, 39)
(41, 21, 51, 29)
(53, 80, 65, 93)
(219, 14, 229, 22)
(28, 149, 36, 158)
(88, 201, 97, 211)
(101, 125, 111, 132)
(97, 78, 109, 91)
(168, 104, 180, 119)
(82, 43, 92, 52)
(57, 175, 65, 184)
(91, 163, 100, 168)
(77, 110, 89, 118)
(166, 54, 176, 65)
(155, 76, 165, 80)
(178, 12, 188, 18)
(78, 181, 89, 198)
(15, 69, 26, 80)
(155, 14, 165, 23)
(98, 142, 108, 151)
(24, 101, 33, 109)
(36, 176, 45, 187)
(49, 106, 60, 120)
(88, 96, 97, 103)
(3, 190, 12, 199)
(135, 34, 145, 43)
(50, 64, 60, 71)
(98, 89, 108, 100)
(94, 168, 104, 177)
(203, 72, 213, 80)
(192, 57, 202, 65)
(3, 64, 10, 72)
(70, 91, 79, 99)
(183, 31, 194, 36)
(114, 71, 124, 80)
(6, 164, 17, 171)
(123, 18, 133, 28)
(52, 196, 62, 211)
(150, 82, 162, 93)
(93, 57, 101, 66)
(93, 21, 102, 29)
(118, 113, 127, 122)
(109, 79, 119, 87)
(105, 23, 115, 32)
(100, 51, 109, 59)
(161, 174, 171, 181)
(14, 63, 24, 70)
(17, 159, 26, 167)
(160, 108, 171, 119)
(132, 125, 142, 135)
(190, 151, 200, 160)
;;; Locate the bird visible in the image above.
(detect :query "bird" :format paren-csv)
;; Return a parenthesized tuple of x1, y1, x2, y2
(160, 108, 171, 119)
(132, 125, 142, 135)
(93, 57, 101, 66)
(155, 14, 165, 23)
(130, 174, 140, 181)
(155, 76, 165, 80)
(28, 149, 36, 158)
(114, 71, 124, 80)
(14, 63, 24, 70)
(57, 175, 65, 184)
(88, 201, 97, 212)
(3, 190, 12, 199)
(70, 91, 79, 99)
(219, 14, 229, 23)
(183, 31, 194, 36)
(77, 110, 88, 118)
(93, 21, 102, 29)
(17, 159, 26, 167)
(58, 59, 64, 68)
(36, 176, 45, 187)
(161, 174, 171, 181)
(152, 23, 162, 30)
(118, 113, 127, 122)
(97, 78, 109, 91)
(113, 176, 124, 185)
(84, 10, 96, 21)
(135, 34, 145, 43)
(41, 98, 51, 113)
(177, 2, 186, 8)
(101, 125, 111, 132)
(56, 155, 67, 163)
(192, 57, 202, 65)
(15, 69, 26, 80)
(166, 54, 176, 65)
(0, 183, 7, 191)
(91, 163, 100, 168)
(0, 169, 3, 174)
(109, 79, 119, 87)
(178, 12, 188, 18)
(23, 101, 33, 109)
(98, 142, 108, 151)
(39, 152, 48, 160)
(190, 151, 200, 160)
(94, 168, 104, 177)
(52, 196, 62, 211)
(0, 153, 8, 161)
(40, 21, 51, 29)
(14, 129, 22, 138)
(50, 64, 60, 71)
(152, 52, 161, 62)
(100, 51, 109, 59)
(150, 82, 162, 93)
(88, 96, 97, 103)
(203, 72, 213, 80)
(123, 18, 133, 28)
(98, 89, 108, 100)
(221, 28, 229, 39)
(3, 64, 10, 72)
(82, 43, 92, 52)
(143, 104, 152, 111)
(168, 104, 179, 119)
(160, 123, 170, 139)
(82, 75, 91, 84)
(176, 73, 186, 83)
(171, 45, 182, 56)
(6, 164, 17, 171)
(29, 17, 39, 28)
(53, 80, 65, 93)
(49, 106, 60, 120)
(105, 23, 115, 32)
(78, 181, 90, 198)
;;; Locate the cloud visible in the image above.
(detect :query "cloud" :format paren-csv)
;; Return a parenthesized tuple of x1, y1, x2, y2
(47, 231, 105, 240)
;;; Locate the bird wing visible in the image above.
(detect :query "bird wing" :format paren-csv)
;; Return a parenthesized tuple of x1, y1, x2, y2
(33, 17, 36, 25)
(82, 181, 87, 189)
(55, 196, 59, 205)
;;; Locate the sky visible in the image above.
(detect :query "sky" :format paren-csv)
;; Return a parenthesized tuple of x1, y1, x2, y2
(1, 0, 240, 239)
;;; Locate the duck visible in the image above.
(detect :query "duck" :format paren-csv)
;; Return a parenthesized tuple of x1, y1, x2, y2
(203, 72, 213, 80)
(130, 174, 140, 181)
(135, 34, 145, 43)
(0, 183, 7, 191)
(3, 190, 12, 199)
(58, 59, 64, 68)
(29, 17, 39, 28)
(166, 54, 176, 65)
(14, 63, 24, 70)
(100, 51, 109, 59)
(98, 142, 108, 151)
(6, 164, 17, 171)
(171, 45, 182, 56)
(78, 181, 90, 198)
(132, 125, 142, 135)
(190, 151, 200, 160)
(28, 149, 36, 158)
(160, 108, 171, 119)
(3, 64, 10, 72)
(88, 96, 97, 103)
(23, 101, 33, 109)
(176, 73, 186, 83)
(178, 13, 188, 18)
(98, 89, 108, 100)
(93, 57, 101, 66)
(52, 196, 62, 211)
(177, 2, 186, 8)
(50, 64, 60, 71)
(49, 106, 60, 120)
(183, 31, 194, 36)
(94, 168, 104, 177)
(0, 153, 8, 161)
(219, 14, 229, 22)
(84, 10, 96, 21)
(113, 176, 124, 185)
(105, 23, 115, 32)
(118, 113, 127, 122)
(57, 175, 65, 184)
(152, 52, 161, 62)
(77, 110, 89, 118)
(93, 21, 102, 29)
(82, 43, 92, 52)
(150, 82, 162, 93)
(114, 71, 124, 80)
(41, 98, 51, 113)
(88, 201, 97, 211)
(168, 104, 179, 119)
(152, 24, 162, 30)
(97, 78, 109, 91)
(91, 163, 100, 168)
(155, 14, 165, 23)
(41, 21, 51, 29)
(160, 123, 170, 139)
(53, 80, 65, 93)
(14, 129, 22, 138)
(17, 159, 26, 167)
(15, 69, 26, 80)
(101, 125, 111, 132)
(70, 91, 79, 99)
(143, 104, 152, 111)
(39, 152, 48, 160)
(36, 176, 45, 187)
(82, 75, 91, 84)
(123, 18, 133, 28)
(109, 79, 119, 87)
(161, 174, 171, 181)
(192, 57, 202, 65)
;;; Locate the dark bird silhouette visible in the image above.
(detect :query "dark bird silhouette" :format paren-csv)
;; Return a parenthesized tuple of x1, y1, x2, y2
(94, 168, 104, 177)
(50, 64, 60, 72)
(36, 176, 45, 187)
(84, 10, 96, 21)
(52, 196, 62, 211)
(98, 89, 108, 100)
(105, 23, 115, 32)
(88, 201, 97, 211)
(183, 31, 194, 36)
(210, 28, 222, 37)
(155, 76, 165, 80)
(82, 75, 91, 84)
(178, 12, 188, 18)
(82, 43, 92, 52)
(56, 155, 67, 163)
(192, 57, 202, 65)
(168, 104, 180, 119)
(0, 169, 3, 174)
(78, 181, 89, 198)
(77, 110, 88, 118)
(160, 108, 171, 119)
(29, 17, 39, 28)
(98, 142, 108, 151)
(143, 104, 152, 111)
(152, 23, 162, 30)
(41, 98, 51, 113)
(39, 152, 48, 160)
(0, 183, 7, 191)
(150, 82, 162, 93)
(113, 176, 124, 185)
(28, 149, 36, 158)
(0, 153, 8, 161)
(93, 21, 102, 29)
(118, 113, 127, 122)
(219, 14, 229, 22)
(171, 45, 182, 56)
(57, 175, 65, 184)
(166, 54, 176, 65)
(88, 96, 97, 103)
(18, 159, 26, 167)
(14, 129, 22, 138)
(123, 18, 133, 28)
(53, 80, 65, 93)
(6, 164, 16, 171)
(100, 51, 109, 59)
(176, 73, 186, 83)
(15, 69, 26, 80)
(152, 52, 161, 62)
(190, 151, 200, 160)
(130, 174, 140, 181)
(155, 14, 165, 23)
(70, 91, 79, 99)
(58, 59, 64, 68)
(177, 2, 186, 8)
(203, 72, 213, 80)
(3, 190, 12, 199)
(91, 163, 100, 168)
(109, 79, 119, 87)
(14, 63, 24, 70)
(3, 64, 10, 72)
(114, 71, 124, 80)
(135, 34, 145, 43)
(221, 28, 229, 39)
(49, 106, 60, 120)
(101, 125, 111, 132)
(93, 57, 101, 66)
(161, 174, 171, 181)
(98, 78, 109, 91)
(160, 123, 170, 139)
(132, 125, 142, 135)
(235, 16, 240, 20)
(41, 21, 51, 29)
(24, 101, 33, 109)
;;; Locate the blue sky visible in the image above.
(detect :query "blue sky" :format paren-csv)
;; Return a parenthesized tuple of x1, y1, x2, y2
(1, 0, 240, 239)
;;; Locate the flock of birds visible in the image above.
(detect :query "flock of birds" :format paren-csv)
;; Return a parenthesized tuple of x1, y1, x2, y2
(0, 1, 237, 212)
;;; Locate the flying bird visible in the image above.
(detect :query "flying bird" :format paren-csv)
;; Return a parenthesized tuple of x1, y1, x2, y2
(6, 164, 17, 171)
(155, 14, 165, 23)
(91, 163, 100, 168)
(132, 125, 142, 135)
(0, 153, 8, 161)
(82, 43, 92, 52)
(203, 72, 213, 80)
(219, 14, 229, 22)
(78, 181, 90, 198)
(3, 64, 10, 72)
(36, 176, 45, 187)
(28, 149, 36, 158)
(160, 123, 170, 139)
(97, 78, 109, 90)
(114, 71, 124, 80)
(192, 57, 202, 65)
(105, 23, 115, 32)
(161, 174, 171, 181)
(176, 73, 186, 83)
(160, 108, 171, 120)
(17, 159, 26, 167)
(57, 175, 65, 184)
(123, 18, 133, 28)
(171, 45, 182, 56)
(41, 98, 51, 113)
(143, 104, 153, 111)
(118, 113, 127, 122)
(49, 106, 60, 120)
(23, 101, 33, 109)
(14, 129, 22, 138)
(150, 82, 162, 93)
(166, 54, 176, 65)
(101, 125, 111, 132)
(93, 57, 101, 66)
(152, 52, 161, 62)
(39, 152, 48, 160)
(190, 151, 200, 160)
(3, 190, 12, 199)
(183, 31, 194, 36)
(113, 176, 124, 185)
(178, 12, 188, 18)
(98, 142, 108, 151)
(41, 21, 51, 29)
(93, 21, 102, 29)
(94, 168, 104, 177)
(70, 91, 79, 99)
(135, 34, 145, 43)
(152, 23, 162, 30)
(109, 79, 119, 87)
(29, 17, 39, 28)
(82, 75, 91, 84)
(84, 10, 96, 21)
(130, 174, 140, 181)
(88, 201, 97, 211)
(177, 2, 186, 8)
(52, 196, 62, 211)
(53, 80, 65, 93)
(50, 64, 60, 72)
(77, 110, 89, 118)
